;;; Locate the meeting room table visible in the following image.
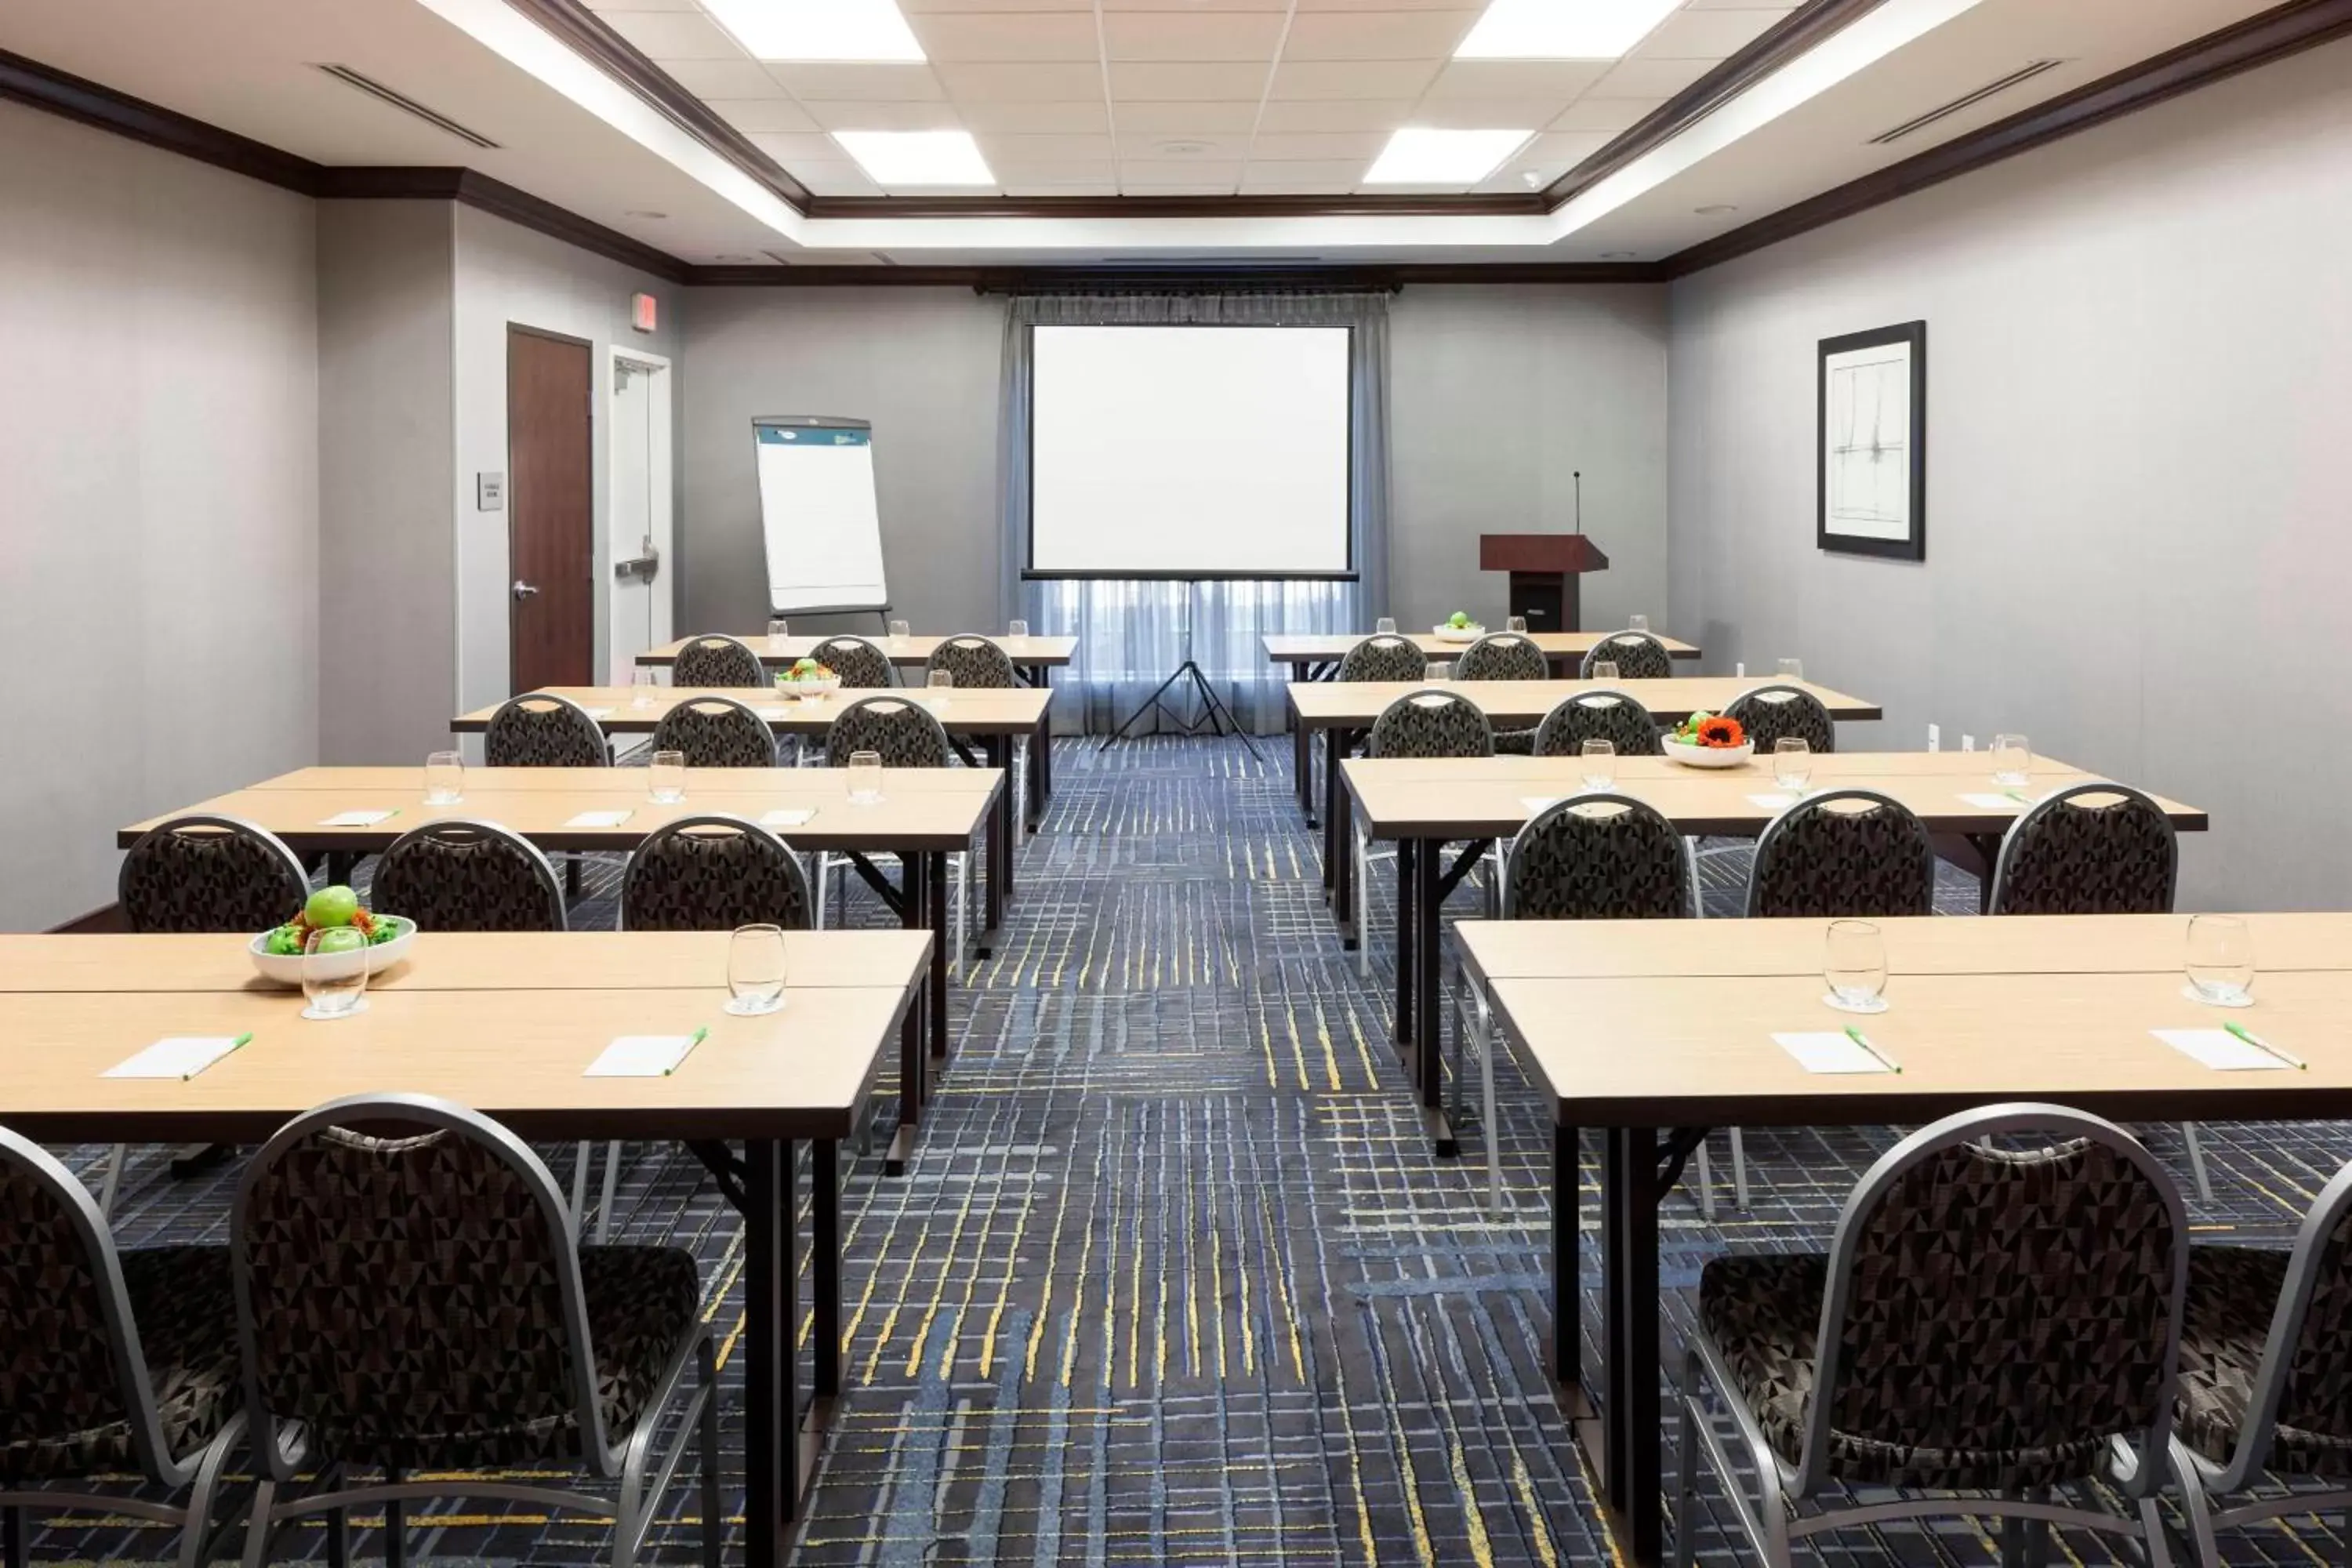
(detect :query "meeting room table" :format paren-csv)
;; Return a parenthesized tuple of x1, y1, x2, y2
(1457, 911, 2352, 1566)
(119, 765, 999, 1166)
(0, 926, 931, 1565)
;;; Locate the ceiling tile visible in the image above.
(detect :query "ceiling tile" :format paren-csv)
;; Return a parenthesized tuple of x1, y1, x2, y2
(1112, 100, 1261, 132)
(1116, 132, 1248, 159)
(974, 132, 1118, 160)
(710, 98, 822, 132)
(1547, 96, 1667, 132)
(1635, 7, 1788, 56)
(790, 162, 887, 196)
(1472, 129, 1613, 189)
(1239, 173, 1359, 194)
(1280, 10, 1481, 60)
(1108, 62, 1272, 99)
(1102, 12, 1287, 60)
(998, 170, 1121, 194)
(659, 58, 792, 96)
(799, 100, 970, 130)
(597, 9, 742, 58)
(1294, 0, 1472, 10)
(906, 13, 1100, 60)
(1101, 0, 1285, 11)
(1422, 60, 1612, 100)
(583, 0, 701, 11)
(1246, 130, 1387, 160)
(934, 61, 1106, 99)
(1254, 98, 1416, 132)
(1237, 158, 1368, 191)
(1592, 56, 1717, 96)
(1119, 158, 1243, 186)
(955, 100, 1111, 132)
(1406, 100, 1561, 129)
(901, 0, 1091, 9)
(1265, 60, 1441, 99)
(1682, 0, 1799, 8)
(745, 132, 843, 162)
(768, 63, 948, 100)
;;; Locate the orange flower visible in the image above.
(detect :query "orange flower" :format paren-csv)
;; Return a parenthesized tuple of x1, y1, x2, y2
(1696, 715, 1745, 748)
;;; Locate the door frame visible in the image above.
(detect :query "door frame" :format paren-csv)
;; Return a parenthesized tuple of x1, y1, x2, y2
(605, 344, 673, 680)
(505, 323, 596, 695)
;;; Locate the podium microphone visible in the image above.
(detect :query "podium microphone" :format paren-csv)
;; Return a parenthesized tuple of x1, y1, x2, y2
(1573, 470, 1583, 535)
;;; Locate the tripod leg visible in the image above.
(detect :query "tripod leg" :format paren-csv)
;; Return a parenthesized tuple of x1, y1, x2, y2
(1184, 661, 1263, 760)
(1098, 661, 1199, 750)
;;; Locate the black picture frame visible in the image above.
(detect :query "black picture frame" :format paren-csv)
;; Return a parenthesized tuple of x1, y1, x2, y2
(1817, 321, 1926, 561)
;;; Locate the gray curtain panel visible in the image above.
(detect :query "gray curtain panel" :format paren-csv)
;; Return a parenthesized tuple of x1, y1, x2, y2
(994, 291, 1392, 735)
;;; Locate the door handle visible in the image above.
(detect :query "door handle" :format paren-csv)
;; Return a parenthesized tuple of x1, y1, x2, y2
(512, 580, 540, 601)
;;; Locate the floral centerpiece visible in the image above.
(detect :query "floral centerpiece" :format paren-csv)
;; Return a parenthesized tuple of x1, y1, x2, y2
(1661, 710, 1753, 768)
(775, 656, 841, 700)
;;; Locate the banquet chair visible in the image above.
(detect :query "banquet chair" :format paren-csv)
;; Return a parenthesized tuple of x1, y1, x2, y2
(484, 691, 612, 897)
(808, 634, 895, 690)
(1744, 789, 1935, 920)
(370, 819, 567, 934)
(1579, 630, 1673, 681)
(1456, 632, 1550, 753)
(924, 635, 1025, 829)
(650, 695, 777, 768)
(1533, 688, 1665, 759)
(1723, 684, 1837, 755)
(668, 632, 767, 688)
(1335, 633, 1425, 684)
(1359, 689, 1495, 978)
(814, 697, 971, 976)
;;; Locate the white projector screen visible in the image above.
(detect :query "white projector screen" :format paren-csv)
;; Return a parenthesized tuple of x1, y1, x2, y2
(1028, 325, 1354, 579)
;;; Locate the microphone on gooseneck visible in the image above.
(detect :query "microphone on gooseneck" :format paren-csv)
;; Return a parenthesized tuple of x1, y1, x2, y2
(1573, 470, 1583, 535)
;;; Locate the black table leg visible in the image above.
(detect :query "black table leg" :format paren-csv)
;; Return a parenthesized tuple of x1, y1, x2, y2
(812, 1138, 841, 1399)
(1394, 838, 1415, 1047)
(1414, 838, 1456, 1157)
(1290, 666, 1314, 825)
(887, 856, 929, 1174)
(979, 737, 1008, 955)
(1599, 1126, 1664, 1564)
(927, 849, 949, 1062)
(1330, 730, 1357, 948)
(1321, 727, 1341, 896)
(742, 1139, 792, 1563)
(1552, 1120, 1582, 1385)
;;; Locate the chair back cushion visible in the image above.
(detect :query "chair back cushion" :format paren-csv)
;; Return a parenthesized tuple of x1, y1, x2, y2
(1579, 632, 1672, 681)
(1991, 785, 2178, 916)
(1506, 797, 1691, 920)
(0, 1136, 138, 1477)
(826, 697, 950, 768)
(484, 694, 608, 768)
(622, 816, 812, 932)
(1533, 691, 1663, 758)
(118, 816, 310, 934)
(670, 633, 768, 688)
(1336, 635, 1425, 684)
(1456, 633, 1548, 682)
(372, 821, 565, 933)
(809, 636, 895, 688)
(1745, 790, 1934, 919)
(1725, 684, 1837, 754)
(926, 636, 1015, 689)
(1369, 690, 1494, 759)
(652, 696, 776, 768)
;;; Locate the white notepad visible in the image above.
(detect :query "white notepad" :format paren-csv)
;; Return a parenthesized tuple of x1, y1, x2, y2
(1773, 1031, 1895, 1075)
(1957, 793, 2031, 810)
(761, 808, 815, 828)
(583, 706, 615, 720)
(585, 1032, 705, 1078)
(754, 706, 789, 720)
(107, 1035, 249, 1080)
(1748, 793, 1798, 810)
(319, 809, 396, 827)
(2153, 1029, 2290, 1071)
(1520, 796, 1563, 814)
(565, 810, 632, 829)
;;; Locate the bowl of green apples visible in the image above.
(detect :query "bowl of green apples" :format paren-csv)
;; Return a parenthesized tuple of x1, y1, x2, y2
(1432, 611, 1485, 644)
(249, 885, 415, 985)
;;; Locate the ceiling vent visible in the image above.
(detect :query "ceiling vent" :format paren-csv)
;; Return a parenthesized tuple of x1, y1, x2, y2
(313, 64, 500, 150)
(1867, 59, 2067, 145)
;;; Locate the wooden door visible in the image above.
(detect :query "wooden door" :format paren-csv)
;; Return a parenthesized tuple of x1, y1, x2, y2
(507, 326, 593, 692)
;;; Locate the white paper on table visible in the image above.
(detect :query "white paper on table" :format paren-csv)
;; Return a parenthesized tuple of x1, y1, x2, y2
(585, 1033, 704, 1077)
(755, 706, 789, 720)
(565, 810, 633, 828)
(761, 808, 815, 827)
(1957, 793, 2030, 810)
(1773, 1031, 1894, 1074)
(106, 1036, 248, 1080)
(2152, 1029, 2290, 1071)
(319, 809, 396, 827)
(1748, 793, 1798, 810)
(1520, 796, 1563, 814)
(582, 706, 615, 719)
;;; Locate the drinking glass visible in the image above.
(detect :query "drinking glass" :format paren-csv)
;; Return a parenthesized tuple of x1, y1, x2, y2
(1590, 660, 1620, 683)
(1773, 737, 1813, 793)
(301, 927, 369, 1020)
(888, 619, 911, 646)
(1506, 616, 1529, 634)
(424, 750, 464, 805)
(1007, 619, 1030, 639)
(725, 924, 788, 1016)
(1991, 733, 2031, 788)
(650, 750, 687, 804)
(768, 617, 790, 645)
(631, 667, 659, 708)
(1580, 738, 1616, 790)
(927, 670, 953, 710)
(1628, 613, 1650, 633)
(1374, 617, 1398, 635)
(1777, 657, 1805, 681)
(847, 750, 884, 805)
(1824, 920, 1889, 1014)
(2185, 914, 2255, 1006)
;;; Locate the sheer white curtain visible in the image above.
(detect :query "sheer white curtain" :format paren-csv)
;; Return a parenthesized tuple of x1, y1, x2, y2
(996, 291, 1392, 735)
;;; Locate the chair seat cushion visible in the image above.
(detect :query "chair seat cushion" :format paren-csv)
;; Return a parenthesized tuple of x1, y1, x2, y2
(2177, 1245, 2352, 1475)
(1699, 1254, 2114, 1490)
(1493, 728, 1536, 757)
(1, 1246, 241, 1481)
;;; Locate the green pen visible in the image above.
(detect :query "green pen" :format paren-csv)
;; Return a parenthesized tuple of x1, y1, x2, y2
(2001, 789, 2031, 805)
(186, 1033, 252, 1081)
(668, 1026, 710, 1076)
(2225, 1020, 2304, 1070)
(1844, 1024, 1902, 1073)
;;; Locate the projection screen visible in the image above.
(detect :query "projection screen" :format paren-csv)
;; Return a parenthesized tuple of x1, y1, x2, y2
(1026, 325, 1354, 579)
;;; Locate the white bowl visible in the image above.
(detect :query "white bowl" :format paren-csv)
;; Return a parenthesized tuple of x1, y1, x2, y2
(1661, 738, 1755, 769)
(248, 916, 417, 986)
(1431, 623, 1484, 644)
(775, 674, 842, 700)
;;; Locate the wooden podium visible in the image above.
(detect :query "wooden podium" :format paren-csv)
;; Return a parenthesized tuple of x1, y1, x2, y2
(1479, 533, 1609, 633)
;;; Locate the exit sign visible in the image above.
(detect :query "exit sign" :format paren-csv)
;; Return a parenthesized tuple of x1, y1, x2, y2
(630, 292, 658, 332)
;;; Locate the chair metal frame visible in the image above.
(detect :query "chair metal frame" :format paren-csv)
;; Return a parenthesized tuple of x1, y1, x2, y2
(0, 1128, 252, 1568)
(1675, 1103, 2189, 1568)
(670, 632, 768, 688)
(230, 1094, 720, 1568)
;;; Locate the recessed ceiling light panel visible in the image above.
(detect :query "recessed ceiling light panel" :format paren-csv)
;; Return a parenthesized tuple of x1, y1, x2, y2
(699, 0, 924, 63)
(1364, 128, 1531, 185)
(833, 129, 996, 187)
(1455, 0, 1681, 60)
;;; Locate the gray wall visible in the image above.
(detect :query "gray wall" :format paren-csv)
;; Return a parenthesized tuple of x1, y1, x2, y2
(1668, 36, 2352, 910)
(0, 100, 319, 930)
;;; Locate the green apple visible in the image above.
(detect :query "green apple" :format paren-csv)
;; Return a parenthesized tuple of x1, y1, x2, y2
(312, 926, 366, 956)
(305, 885, 360, 927)
(1449, 612, 1472, 629)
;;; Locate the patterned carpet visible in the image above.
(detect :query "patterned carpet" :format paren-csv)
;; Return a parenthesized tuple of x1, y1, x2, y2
(44, 735, 2352, 1566)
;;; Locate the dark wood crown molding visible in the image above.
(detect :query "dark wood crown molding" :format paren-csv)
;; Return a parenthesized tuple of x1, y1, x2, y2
(801, 191, 1549, 219)
(685, 261, 1669, 289)
(0, 46, 319, 191)
(1660, 0, 2352, 278)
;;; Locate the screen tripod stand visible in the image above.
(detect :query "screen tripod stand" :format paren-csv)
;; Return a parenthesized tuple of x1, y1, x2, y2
(1098, 590, 1261, 759)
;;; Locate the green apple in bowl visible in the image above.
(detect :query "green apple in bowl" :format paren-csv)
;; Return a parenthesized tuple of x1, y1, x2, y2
(1448, 612, 1472, 630)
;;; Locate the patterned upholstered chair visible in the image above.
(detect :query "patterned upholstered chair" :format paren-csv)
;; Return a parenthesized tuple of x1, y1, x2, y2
(1676, 1104, 2187, 1568)
(1336, 633, 1425, 684)
(371, 819, 567, 934)
(0, 1126, 248, 1568)
(809, 635, 895, 689)
(2170, 1156, 2352, 1560)
(622, 815, 812, 935)
(1579, 630, 1673, 681)
(1358, 690, 1495, 977)
(1457, 633, 1550, 753)
(815, 698, 970, 975)
(484, 692, 609, 767)
(925, 635, 1016, 690)
(669, 632, 768, 688)
(119, 815, 310, 935)
(1744, 789, 1935, 920)
(230, 1094, 720, 1568)
(651, 695, 777, 768)
(1723, 684, 1837, 755)
(1533, 689, 1664, 759)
